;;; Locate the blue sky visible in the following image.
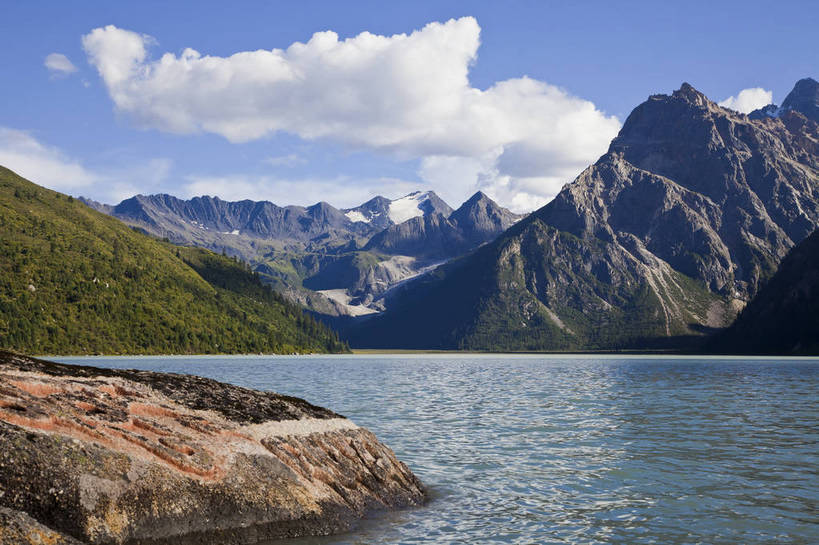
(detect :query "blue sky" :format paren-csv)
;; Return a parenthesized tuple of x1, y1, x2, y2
(1, 0, 816, 211)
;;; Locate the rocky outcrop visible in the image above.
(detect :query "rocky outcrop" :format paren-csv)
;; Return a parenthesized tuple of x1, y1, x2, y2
(0, 352, 424, 544)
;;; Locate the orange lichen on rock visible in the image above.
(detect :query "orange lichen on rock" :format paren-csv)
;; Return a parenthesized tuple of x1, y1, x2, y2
(128, 417, 169, 436)
(0, 372, 229, 480)
(9, 380, 61, 398)
(74, 401, 97, 412)
(98, 383, 140, 399)
(128, 402, 177, 419)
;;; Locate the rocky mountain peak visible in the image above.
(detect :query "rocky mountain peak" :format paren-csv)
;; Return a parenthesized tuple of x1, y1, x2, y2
(781, 77, 819, 122)
(672, 82, 710, 107)
(450, 191, 523, 244)
(611, 82, 722, 156)
(386, 190, 453, 224)
(453, 191, 507, 214)
(342, 196, 393, 228)
(363, 191, 519, 259)
(461, 190, 491, 205)
(453, 191, 507, 217)
(306, 201, 350, 226)
(747, 77, 818, 122)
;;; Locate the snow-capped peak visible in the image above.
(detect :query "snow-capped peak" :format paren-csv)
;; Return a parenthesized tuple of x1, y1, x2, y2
(388, 191, 431, 224)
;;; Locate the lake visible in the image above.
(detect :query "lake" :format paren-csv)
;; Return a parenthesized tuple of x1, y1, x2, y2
(58, 354, 819, 544)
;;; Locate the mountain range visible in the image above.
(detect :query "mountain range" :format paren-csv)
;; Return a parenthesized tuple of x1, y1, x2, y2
(31, 76, 819, 354)
(83, 189, 523, 316)
(344, 78, 819, 350)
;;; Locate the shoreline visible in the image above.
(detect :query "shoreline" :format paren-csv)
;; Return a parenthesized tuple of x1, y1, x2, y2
(40, 351, 819, 361)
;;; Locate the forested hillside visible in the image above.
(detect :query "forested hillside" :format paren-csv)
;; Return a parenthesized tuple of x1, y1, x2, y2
(0, 167, 347, 355)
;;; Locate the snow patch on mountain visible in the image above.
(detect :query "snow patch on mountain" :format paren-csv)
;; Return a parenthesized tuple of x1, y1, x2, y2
(344, 210, 369, 223)
(388, 192, 430, 224)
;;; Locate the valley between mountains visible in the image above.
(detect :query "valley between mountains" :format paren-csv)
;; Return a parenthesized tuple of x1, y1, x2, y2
(81, 187, 523, 318)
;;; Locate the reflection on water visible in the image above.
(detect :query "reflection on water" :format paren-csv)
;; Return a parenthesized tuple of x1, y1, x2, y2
(59, 354, 819, 544)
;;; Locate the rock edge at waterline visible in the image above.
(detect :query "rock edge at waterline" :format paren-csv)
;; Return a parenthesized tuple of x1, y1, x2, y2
(0, 351, 425, 544)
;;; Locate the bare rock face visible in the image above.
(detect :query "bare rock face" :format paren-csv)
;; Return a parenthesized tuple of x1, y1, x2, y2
(601, 83, 819, 296)
(0, 352, 425, 544)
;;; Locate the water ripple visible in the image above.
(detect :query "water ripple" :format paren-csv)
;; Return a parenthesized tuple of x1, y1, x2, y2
(61, 354, 819, 545)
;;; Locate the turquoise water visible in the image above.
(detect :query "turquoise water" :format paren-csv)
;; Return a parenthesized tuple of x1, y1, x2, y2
(59, 355, 819, 544)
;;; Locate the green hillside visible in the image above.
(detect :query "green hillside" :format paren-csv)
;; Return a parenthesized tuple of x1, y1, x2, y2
(0, 166, 347, 355)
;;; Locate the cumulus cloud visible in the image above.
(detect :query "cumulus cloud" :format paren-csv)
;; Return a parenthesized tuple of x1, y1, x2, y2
(44, 53, 78, 76)
(0, 127, 170, 203)
(718, 87, 773, 114)
(82, 18, 620, 212)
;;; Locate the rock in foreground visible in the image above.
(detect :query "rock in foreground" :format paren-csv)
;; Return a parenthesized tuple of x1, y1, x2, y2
(0, 352, 425, 544)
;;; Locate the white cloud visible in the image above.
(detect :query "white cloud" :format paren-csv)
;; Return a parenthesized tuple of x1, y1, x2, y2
(0, 128, 96, 190)
(718, 87, 773, 114)
(0, 127, 170, 203)
(82, 19, 620, 211)
(44, 53, 78, 76)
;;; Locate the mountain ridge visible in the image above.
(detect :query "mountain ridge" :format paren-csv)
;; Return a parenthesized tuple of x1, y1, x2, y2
(83, 188, 524, 317)
(345, 78, 819, 350)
